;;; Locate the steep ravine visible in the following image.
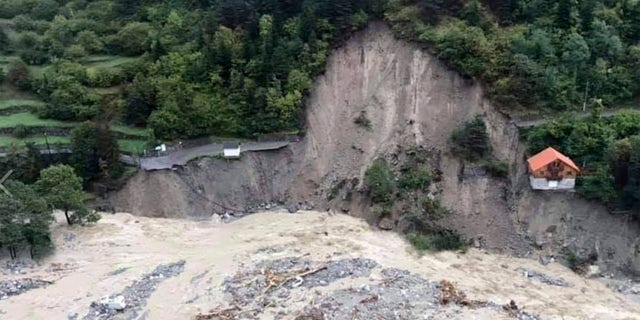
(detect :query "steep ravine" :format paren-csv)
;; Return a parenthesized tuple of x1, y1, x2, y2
(109, 22, 640, 275)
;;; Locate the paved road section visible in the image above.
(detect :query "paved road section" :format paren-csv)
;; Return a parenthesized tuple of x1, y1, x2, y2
(139, 141, 290, 171)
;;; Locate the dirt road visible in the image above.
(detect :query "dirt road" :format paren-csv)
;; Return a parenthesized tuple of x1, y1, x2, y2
(1, 211, 638, 320)
(513, 108, 634, 128)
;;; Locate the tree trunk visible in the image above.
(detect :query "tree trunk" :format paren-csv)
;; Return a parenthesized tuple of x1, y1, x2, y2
(64, 209, 72, 225)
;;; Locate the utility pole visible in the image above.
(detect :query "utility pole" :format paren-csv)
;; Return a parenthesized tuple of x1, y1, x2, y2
(44, 132, 52, 165)
(0, 170, 13, 197)
(582, 80, 590, 113)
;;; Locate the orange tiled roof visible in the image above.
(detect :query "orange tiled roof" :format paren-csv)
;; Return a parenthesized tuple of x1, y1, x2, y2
(527, 147, 580, 173)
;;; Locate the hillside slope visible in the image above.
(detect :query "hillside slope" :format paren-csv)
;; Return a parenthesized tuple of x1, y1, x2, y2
(109, 23, 640, 274)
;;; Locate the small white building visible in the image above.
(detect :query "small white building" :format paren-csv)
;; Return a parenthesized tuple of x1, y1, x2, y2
(527, 147, 580, 190)
(223, 142, 241, 159)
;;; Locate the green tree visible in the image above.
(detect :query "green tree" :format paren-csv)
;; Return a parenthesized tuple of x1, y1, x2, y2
(0, 180, 54, 259)
(364, 159, 396, 204)
(70, 121, 123, 181)
(112, 22, 151, 56)
(0, 27, 9, 53)
(76, 30, 104, 54)
(451, 115, 491, 161)
(556, 0, 574, 30)
(6, 59, 31, 90)
(35, 165, 86, 225)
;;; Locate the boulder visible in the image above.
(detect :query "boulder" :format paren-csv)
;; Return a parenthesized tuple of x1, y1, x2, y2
(287, 204, 299, 213)
(586, 265, 601, 278)
(378, 218, 395, 230)
(102, 295, 126, 311)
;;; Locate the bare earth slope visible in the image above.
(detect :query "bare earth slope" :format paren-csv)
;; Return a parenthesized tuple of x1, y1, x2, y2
(109, 22, 640, 274)
(1, 211, 639, 320)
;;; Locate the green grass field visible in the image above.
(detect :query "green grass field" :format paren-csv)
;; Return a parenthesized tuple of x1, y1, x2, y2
(0, 112, 76, 128)
(0, 135, 70, 148)
(111, 124, 151, 138)
(0, 135, 147, 154)
(0, 99, 45, 110)
(85, 56, 138, 68)
(118, 139, 149, 154)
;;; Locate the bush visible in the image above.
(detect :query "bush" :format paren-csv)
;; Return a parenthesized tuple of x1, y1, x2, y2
(111, 22, 151, 56)
(76, 30, 104, 53)
(63, 44, 87, 60)
(12, 125, 31, 139)
(420, 196, 449, 219)
(14, 15, 51, 33)
(364, 159, 396, 204)
(451, 115, 490, 161)
(399, 166, 431, 190)
(86, 67, 123, 87)
(480, 159, 509, 177)
(407, 231, 467, 252)
(6, 59, 31, 90)
(353, 110, 371, 129)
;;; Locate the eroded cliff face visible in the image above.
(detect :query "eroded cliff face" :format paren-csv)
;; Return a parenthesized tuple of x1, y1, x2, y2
(109, 22, 640, 274)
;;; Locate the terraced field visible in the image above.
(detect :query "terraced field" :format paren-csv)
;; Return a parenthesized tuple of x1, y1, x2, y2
(0, 89, 150, 154)
(0, 53, 149, 155)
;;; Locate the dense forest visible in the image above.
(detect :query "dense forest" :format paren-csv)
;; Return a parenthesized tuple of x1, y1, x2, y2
(0, 0, 386, 140)
(386, 0, 640, 112)
(2, 0, 640, 257)
(1, 0, 640, 136)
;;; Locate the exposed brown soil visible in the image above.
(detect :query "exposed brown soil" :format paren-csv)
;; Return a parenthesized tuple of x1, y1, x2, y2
(108, 22, 640, 275)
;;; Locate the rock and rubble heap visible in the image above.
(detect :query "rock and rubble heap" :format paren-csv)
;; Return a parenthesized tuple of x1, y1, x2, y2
(82, 260, 185, 320)
(0, 278, 52, 300)
(515, 268, 572, 287)
(198, 258, 543, 320)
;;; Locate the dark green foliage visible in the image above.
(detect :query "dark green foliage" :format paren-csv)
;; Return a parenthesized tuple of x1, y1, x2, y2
(0, 144, 43, 184)
(0, 180, 53, 259)
(0, 27, 9, 53)
(399, 165, 431, 191)
(364, 159, 396, 204)
(6, 59, 31, 90)
(420, 196, 449, 220)
(12, 124, 31, 139)
(35, 164, 93, 225)
(0, 0, 382, 140)
(386, 0, 640, 112)
(451, 115, 491, 161)
(353, 110, 371, 129)
(70, 121, 123, 181)
(407, 231, 467, 252)
(526, 111, 640, 211)
(480, 159, 509, 177)
(36, 60, 100, 121)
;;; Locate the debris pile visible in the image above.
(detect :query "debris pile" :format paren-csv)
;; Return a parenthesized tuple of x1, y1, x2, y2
(197, 257, 543, 320)
(516, 268, 571, 287)
(82, 260, 185, 320)
(0, 278, 52, 300)
(2, 260, 37, 275)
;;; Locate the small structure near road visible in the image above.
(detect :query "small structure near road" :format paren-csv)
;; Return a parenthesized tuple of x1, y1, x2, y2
(527, 147, 580, 190)
(223, 142, 241, 159)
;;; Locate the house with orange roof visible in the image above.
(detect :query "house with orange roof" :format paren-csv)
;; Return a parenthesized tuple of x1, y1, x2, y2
(527, 147, 580, 190)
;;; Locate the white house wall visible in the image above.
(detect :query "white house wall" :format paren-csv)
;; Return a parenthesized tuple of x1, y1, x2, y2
(529, 176, 575, 190)
(224, 148, 241, 158)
